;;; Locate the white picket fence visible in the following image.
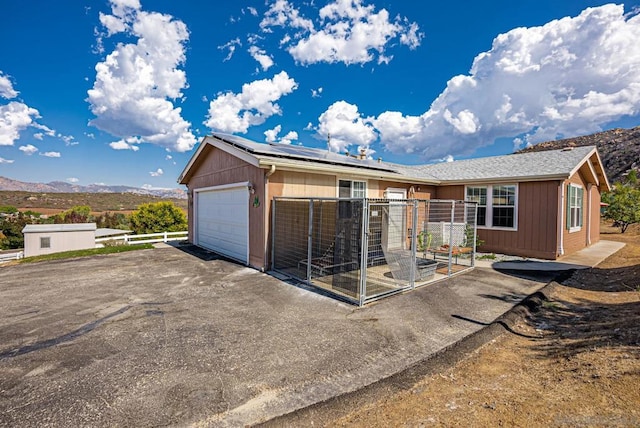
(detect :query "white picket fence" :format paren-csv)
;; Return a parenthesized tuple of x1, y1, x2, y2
(0, 251, 24, 262)
(95, 231, 188, 246)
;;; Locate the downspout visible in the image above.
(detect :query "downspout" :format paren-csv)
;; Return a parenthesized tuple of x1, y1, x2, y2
(266, 164, 276, 178)
(557, 181, 565, 257)
(586, 184, 592, 246)
(264, 164, 276, 270)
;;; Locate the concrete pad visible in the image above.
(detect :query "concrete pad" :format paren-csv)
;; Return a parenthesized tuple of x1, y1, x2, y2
(491, 240, 625, 272)
(0, 245, 553, 427)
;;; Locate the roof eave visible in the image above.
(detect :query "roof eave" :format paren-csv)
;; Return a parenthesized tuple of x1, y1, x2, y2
(567, 147, 611, 192)
(257, 158, 441, 185)
(178, 135, 261, 185)
(437, 174, 570, 185)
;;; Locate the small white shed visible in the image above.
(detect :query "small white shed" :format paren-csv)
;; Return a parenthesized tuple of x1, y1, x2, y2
(22, 223, 97, 257)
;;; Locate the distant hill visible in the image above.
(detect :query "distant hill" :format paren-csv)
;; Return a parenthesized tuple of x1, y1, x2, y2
(0, 190, 187, 213)
(518, 126, 640, 184)
(0, 176, 186, 199)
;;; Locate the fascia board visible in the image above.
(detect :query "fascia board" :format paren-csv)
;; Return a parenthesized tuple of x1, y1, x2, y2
(257, 158, 441, 185)
(177, 136, 260, 184)
(437, 174, 570, 185)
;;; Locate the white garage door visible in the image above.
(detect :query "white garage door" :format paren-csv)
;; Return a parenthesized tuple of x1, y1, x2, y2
(196, 185, 249, 263)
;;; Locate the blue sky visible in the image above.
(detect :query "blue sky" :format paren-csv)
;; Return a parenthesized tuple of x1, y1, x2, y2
(1, 0, 639, 189)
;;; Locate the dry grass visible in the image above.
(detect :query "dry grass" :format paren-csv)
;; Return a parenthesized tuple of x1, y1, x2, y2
(330, 223, 640, 427)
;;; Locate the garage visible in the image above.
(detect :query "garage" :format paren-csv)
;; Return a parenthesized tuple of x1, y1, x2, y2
(195, 183, 249, 264)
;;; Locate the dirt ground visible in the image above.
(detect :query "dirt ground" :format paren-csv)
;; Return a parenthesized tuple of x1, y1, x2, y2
(330, 224, 640, 427)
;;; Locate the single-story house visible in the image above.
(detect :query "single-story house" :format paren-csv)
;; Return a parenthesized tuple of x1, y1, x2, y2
(22, 223, 97, 257)
(178, 134, 610, 271)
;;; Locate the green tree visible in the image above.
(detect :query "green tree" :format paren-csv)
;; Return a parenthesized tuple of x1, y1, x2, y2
(602, 171, 640, 233)
(54, 205, 93, 224)
(0, 213, 31, 249)
(129, 202, 187, 234)
(95, 212, 129, 229)
(0, 205, 18, 214)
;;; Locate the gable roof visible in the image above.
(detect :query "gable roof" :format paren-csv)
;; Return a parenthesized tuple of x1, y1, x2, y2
(178, 135, 610, 191)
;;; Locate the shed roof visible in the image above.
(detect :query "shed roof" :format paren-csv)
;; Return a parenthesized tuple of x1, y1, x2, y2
(95, 228, 131, 238)
(22, 223, 97, 234)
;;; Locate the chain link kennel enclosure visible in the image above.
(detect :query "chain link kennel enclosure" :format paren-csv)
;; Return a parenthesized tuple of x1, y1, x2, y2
(272, 198, 477, 306)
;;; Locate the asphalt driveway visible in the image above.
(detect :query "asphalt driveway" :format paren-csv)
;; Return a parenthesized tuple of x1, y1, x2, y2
(0, 245, 551, 427)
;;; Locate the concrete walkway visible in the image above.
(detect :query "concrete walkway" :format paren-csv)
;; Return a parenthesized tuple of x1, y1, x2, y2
(488, 240, 625, 272)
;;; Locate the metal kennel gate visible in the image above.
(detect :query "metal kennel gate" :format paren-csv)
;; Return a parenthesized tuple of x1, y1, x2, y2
(271, 198, 477, 306)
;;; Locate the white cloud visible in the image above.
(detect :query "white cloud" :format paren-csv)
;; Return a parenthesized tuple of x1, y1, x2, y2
(19, 144, 38, 155)
(67, 177, 80, 183)
(205, 71, 298, 133)
(317, 4, 640, 160)
(260, 0, 423, 65)
(264, 125, 281, 142)
(264, 124, 298, 144)
(32, 123, 56, 137)
(317, 101, 376, 153)
(88, 0, 196, 152)
(0, 72, 18, 99)
(40, 151, 61, 158)
(219, 38, 242, 61)
(57, 134, 78, 146)
(0, 71, 62, 147)
(0, 157, 14, 164)
(246, 7, 258, 17)
(311, 87, 323, 98)
(149, 168, 163, 177)
(248, 46, 274, 71)
(0, 101, 40, 146)
(165, 154, 172, 160)
(109, 136, 141, 151)
(260, 0, 314, 32)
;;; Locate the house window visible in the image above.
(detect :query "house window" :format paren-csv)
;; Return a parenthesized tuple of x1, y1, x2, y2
(465, 187, 487, 226)
(40, 237, 51, 249)
(338, 180, 367, 198)
(466, 184, 517, 229)
(567, 184, 583, 231)
(492, 185, 516, 228)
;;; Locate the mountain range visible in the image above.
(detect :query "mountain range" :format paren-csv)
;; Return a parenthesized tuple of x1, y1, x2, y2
(0, 176, 187, 199)
(518, 126, 640, 184)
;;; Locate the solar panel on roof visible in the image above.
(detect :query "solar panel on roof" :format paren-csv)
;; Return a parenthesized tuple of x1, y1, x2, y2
(213, 133, 398, 173)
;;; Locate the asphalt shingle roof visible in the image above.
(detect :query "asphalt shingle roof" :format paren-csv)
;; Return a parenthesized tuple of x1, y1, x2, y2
(399, 145, 596, 182)
(187, 134, 597, 185)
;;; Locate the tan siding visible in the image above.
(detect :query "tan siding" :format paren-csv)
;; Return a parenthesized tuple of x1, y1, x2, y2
(268, 170, 336, 198)
(372, 181, 436, 199)
(265, 170, 336, 269)
(185, 147, 266, 269)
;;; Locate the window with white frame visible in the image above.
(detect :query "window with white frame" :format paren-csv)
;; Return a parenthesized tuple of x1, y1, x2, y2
(466, 184, 517, 229)
(40, 237, 51, 249)
(338, 180, 366, 198)
(567, 184, 583, 231)
(465, 187, 487, 226)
